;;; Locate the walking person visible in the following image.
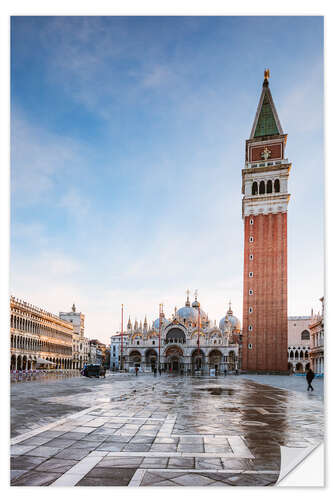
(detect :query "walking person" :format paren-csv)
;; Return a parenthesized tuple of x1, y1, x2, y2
(306, 367, 315, 391)
(135, 366, 139, 377)
(158, 366, 162, 376)
(224, 368, 227, 377)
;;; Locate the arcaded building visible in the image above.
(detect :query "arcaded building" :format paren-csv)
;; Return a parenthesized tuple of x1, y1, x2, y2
(10, 296, 73, 370)
(123, 291, 241, 374)
(288, 316, 311, 372)
(309, 297, 324, 374)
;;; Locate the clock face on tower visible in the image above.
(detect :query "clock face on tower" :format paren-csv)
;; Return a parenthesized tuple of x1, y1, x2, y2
(249, 143, 282, 162)
(261, 147, 271, 160)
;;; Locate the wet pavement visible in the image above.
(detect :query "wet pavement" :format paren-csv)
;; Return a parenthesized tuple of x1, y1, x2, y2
(10, 373, 324, 487)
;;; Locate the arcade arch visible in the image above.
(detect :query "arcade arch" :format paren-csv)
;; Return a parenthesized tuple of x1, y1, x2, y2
(164, 345, 184, 373)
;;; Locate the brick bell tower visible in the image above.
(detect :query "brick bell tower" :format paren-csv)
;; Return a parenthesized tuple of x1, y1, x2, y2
(241, 69, 291, 373)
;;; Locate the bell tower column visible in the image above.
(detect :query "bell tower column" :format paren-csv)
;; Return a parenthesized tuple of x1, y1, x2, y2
(241, 70, 291, 373)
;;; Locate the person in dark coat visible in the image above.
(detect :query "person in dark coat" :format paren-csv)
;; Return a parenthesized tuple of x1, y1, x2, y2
(306, 368, 315, 391)
(99, 365, 106, 378)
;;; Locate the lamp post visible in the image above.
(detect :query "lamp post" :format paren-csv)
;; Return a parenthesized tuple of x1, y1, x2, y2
(120, 304, 123, 371)
(158, 303, 163, 371)
(197, 306, 201, 372)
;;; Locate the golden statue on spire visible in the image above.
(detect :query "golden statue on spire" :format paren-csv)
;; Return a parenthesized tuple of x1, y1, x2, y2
(264, 68, 270, 80)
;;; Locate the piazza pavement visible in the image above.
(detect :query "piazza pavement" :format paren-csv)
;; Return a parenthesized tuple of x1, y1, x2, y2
(10, 372, 324, 487)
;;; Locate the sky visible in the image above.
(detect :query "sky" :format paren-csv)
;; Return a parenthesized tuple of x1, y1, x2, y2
(10, 16, 324, 344)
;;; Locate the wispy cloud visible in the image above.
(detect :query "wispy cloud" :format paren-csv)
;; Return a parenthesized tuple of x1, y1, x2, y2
(59, 188, 91, 218)
(11, 110, 83, 205)
(279, 60, 323, 134)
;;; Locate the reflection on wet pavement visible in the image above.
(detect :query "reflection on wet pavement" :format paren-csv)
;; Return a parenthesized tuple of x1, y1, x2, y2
(11, 374, 324, 487)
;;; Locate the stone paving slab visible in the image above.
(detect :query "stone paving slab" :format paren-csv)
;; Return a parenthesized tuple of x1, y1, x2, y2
(10, 374, 324, 487)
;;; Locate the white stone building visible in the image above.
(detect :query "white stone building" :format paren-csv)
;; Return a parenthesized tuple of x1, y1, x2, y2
(110, 333, 129, 370)
(310, 297, 324, 375)
(288, 316, 311, 372)
(59, 304, 89, 370)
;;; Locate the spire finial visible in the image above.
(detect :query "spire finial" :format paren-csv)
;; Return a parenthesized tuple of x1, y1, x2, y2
(228, 300, 233, 314)
(194, 289, 198, 301)
(72, 303, 76, 312)
(263, 68, 270, 87)
(185, 289, 190, 307)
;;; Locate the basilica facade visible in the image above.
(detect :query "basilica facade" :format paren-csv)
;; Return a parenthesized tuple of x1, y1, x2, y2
(123, 291, 241, 375)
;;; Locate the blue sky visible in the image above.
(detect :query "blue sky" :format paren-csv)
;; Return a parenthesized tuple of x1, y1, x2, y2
(10, 16, 324, 343)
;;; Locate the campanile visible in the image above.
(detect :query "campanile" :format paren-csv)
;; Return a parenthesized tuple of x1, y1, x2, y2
(241, 70, 291, 373)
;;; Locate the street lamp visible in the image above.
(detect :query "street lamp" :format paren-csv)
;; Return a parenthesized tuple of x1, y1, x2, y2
(158, 303, 163, 372)
(120, 304, 124, 371)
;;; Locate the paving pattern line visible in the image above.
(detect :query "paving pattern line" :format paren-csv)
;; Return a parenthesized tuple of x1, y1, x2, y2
(128, 469, 146, 486)
(172, 434, 244, 438)
(144, 469, 280, 474)
(50, 452, 107, 486)
(104, 451, 246, 458)
(227, 436, 255, 459)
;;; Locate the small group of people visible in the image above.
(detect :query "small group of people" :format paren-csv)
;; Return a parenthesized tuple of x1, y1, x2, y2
(153, 366, 162, 376)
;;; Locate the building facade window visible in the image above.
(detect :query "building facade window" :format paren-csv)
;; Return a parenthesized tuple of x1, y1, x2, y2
(249, 236, 254, 243)
(250, 218, 254, 225)
(301, 330, 310, 340)
(248, 325, 253, 331)
(249, 307, 253, 313)
(249, 289, 253, 295)
(249, 272, 253, 277)
(249, 254, 253, 260)
(248, 343, 253, 349)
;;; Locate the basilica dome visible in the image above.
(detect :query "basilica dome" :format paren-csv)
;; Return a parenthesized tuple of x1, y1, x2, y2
(176, 306, 199, 323)
(219, 303, 241, 332)
(152, 316, 169, 330)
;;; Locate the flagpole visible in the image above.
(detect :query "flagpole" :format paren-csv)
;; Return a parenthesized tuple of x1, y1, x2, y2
(158, 303, 162, 370)
(121, 304, 123, 371)
(197, 305, 201, 371)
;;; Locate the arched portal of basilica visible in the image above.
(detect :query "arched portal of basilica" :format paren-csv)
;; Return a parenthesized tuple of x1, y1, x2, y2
(124, 291, 241, 374)
(165, 345, 184, 373)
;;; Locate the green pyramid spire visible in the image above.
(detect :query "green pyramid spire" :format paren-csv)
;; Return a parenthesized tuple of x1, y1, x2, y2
(254, 91, 280, 137)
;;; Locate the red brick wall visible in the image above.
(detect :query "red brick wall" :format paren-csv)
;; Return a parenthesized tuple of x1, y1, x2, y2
(242, 212, 288, 372)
